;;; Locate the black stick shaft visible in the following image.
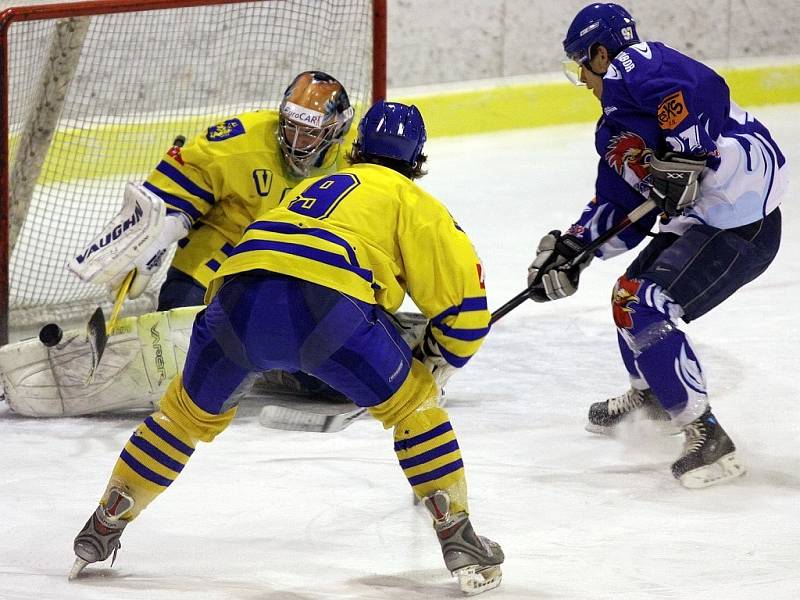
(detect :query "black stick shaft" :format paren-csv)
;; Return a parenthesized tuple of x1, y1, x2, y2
(490, 199, 657, 325)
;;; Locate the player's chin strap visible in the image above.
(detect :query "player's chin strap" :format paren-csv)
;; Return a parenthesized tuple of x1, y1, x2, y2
(491, 198, 658, 324)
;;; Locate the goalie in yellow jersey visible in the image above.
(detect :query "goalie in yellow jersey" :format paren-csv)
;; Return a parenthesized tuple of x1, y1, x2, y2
(134, 70, 356, 308)
(11, 71, 363, 417)
(70, 101, 505, 595)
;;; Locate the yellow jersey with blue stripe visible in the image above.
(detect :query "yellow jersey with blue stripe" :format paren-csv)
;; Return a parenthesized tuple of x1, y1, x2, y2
(142, 110, 354, 288)
(207, 162, 490, 368)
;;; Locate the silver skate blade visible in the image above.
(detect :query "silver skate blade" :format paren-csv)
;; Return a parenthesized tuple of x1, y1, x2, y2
(68, 556, 89, 581)
(678, 453, 746, 489)
(585, 422, 613, 435)
(454, 565, 502, 596)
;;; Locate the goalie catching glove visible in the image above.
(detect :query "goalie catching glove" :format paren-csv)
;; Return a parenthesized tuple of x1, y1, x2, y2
(527, 230, 593, 302)
(413, 323, 457, 391)
(649, 152, 706, 216)
(68, 182, 190, 299)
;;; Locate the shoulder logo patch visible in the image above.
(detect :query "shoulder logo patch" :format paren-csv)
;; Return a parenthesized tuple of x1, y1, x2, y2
(167, 144, 184, 165)
(657, 91, 688, 130)
(206, 118, 245, 141)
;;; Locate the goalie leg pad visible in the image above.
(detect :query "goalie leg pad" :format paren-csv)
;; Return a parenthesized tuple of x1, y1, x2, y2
(0, 306, 201, 416)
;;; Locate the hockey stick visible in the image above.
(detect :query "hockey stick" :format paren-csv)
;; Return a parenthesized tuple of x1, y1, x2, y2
(84, 135, 186, 383)
(258, 201, 657, 432)
(85, 270, 134, 384)
(258, 404, 367, 433)
(490, 198, 657, 325)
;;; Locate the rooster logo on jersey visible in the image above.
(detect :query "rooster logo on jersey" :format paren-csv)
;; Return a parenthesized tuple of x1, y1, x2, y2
(612, 275, 642, 329)
(605, 132, 653, 193)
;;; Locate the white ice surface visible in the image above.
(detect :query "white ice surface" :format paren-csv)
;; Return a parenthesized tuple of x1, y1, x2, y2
(2, 105, 799, 599)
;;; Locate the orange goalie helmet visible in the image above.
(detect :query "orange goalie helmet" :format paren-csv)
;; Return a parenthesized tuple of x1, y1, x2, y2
(277, 71, 355, 176)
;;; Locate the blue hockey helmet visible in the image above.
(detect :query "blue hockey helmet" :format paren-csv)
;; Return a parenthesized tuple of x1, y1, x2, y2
(356, 100, 426, 166)
(563, 3, 639, 65)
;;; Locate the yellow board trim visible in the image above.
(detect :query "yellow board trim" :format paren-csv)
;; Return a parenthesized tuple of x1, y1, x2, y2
(398, 63, 800, 138)
(17, 65, 800, 184)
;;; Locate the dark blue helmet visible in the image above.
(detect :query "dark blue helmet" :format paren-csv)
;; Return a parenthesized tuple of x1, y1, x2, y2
(563, 3, 639, 65)
(356, 101, 426, 166)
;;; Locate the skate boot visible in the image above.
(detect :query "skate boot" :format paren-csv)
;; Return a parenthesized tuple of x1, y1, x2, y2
(424, 490, 504, 596)
(68, 488, 134, 580)
(671, 409, 746, 488)
(586, 387, 672, 434)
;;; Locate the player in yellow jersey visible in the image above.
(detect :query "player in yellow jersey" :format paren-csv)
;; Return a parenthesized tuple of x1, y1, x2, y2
(61, 71, 363, 408)
(120, 70, 356, 309)
(70, 101, 504, 595)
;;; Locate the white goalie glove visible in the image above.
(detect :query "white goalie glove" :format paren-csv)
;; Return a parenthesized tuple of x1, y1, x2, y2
(413, 324, 457, 391)
(67, 182, 190, 299)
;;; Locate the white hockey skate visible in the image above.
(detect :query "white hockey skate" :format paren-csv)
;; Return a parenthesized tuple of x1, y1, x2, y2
(423, 491, 503, 596)
(69, 488, 133, 580)
(671, 409, 746, 488)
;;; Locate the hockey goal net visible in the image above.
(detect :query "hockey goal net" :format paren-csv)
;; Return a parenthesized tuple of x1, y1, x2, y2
(0, 0, 386, 343)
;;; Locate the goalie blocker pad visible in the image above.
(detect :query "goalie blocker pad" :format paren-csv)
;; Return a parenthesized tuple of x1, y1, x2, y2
(67, 182, 166, 284)
(0, 306, 200, 417)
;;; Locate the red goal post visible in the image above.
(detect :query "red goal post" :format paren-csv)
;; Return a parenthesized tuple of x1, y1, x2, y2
(0, 0, 387, 344)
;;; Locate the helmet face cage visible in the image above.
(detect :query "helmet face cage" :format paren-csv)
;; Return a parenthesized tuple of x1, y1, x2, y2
(278, 71, 355, 176)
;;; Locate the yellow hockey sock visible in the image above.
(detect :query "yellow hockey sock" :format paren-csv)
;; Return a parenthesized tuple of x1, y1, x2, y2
(393, 401, 468, 514)
(102, 375, 237, 518)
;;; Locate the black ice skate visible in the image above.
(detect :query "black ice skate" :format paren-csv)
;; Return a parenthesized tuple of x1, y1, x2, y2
(671, 409, 746, 488)
(424, 490, 504, 596)
(586, 387, 672, 434)
(69, 488, 134, 580)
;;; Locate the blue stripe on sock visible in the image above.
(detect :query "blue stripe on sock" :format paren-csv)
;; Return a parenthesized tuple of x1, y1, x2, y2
(120, 449, 174, 487)
(407, 459, 464, 487)
(394, 422, 453, 452)
(129, 434, 186, 473)
(399, 439, 460, 470)
(144, 416, 194, 457)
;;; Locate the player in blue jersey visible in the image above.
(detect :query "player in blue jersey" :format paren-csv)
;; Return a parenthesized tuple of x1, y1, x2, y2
(69, 101, 504, 595)
(527, 3, 786, 488)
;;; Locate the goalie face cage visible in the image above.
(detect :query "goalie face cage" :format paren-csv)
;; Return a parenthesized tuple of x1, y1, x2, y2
(0, 0, 387, 344)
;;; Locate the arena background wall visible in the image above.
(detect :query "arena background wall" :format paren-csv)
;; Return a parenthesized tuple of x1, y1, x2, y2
(1, 0, 798, 138)
(387, 0, 800, 136)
